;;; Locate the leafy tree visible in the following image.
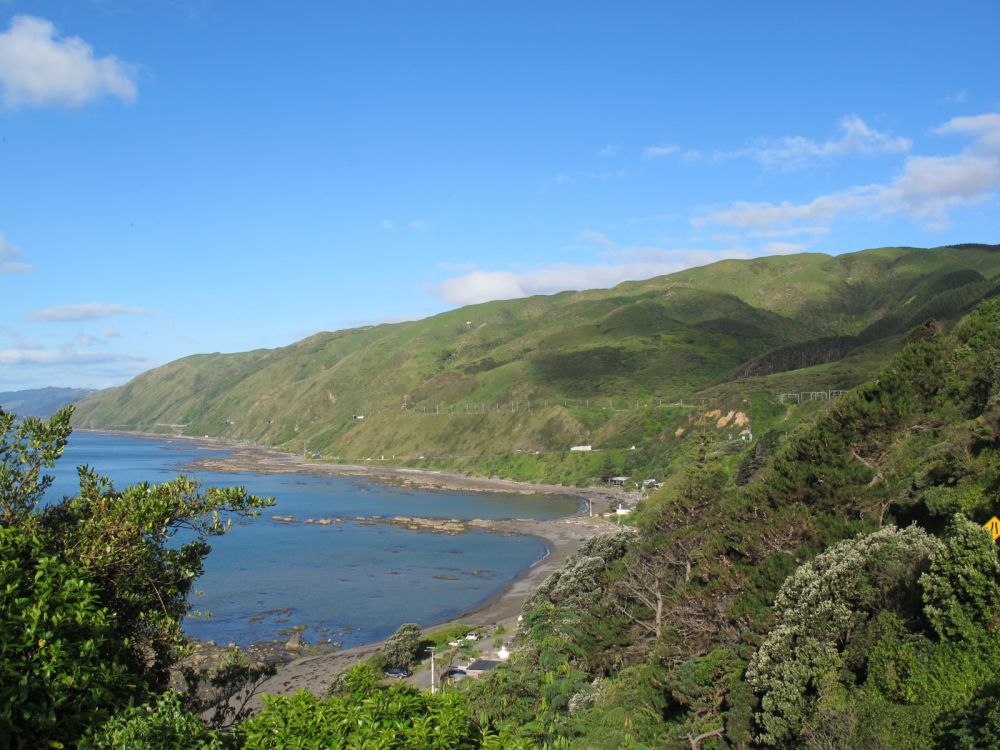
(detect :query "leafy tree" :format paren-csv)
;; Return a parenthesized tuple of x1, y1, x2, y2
(747, 525, 942, 746)
(376, 622, 424, 671)
(0, 523, 136, 747)
(0, 406, 273, 746)
(937, 681, 1000, 750)
(599, 453, 618, 483)
(82, 690, 227, 750)
(920, 513, 1000, 642)
(0, 406, 71, 525)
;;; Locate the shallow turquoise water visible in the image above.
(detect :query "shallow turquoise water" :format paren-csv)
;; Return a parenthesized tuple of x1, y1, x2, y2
(46, 432, 580, 647)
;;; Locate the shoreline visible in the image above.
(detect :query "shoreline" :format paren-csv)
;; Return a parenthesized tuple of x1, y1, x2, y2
(78, 427, 625, 700)
(245, 514, 612, 703)
(76, 426, 629, 509)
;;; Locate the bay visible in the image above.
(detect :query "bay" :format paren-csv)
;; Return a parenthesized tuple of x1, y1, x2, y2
(45, 431, 581, 648)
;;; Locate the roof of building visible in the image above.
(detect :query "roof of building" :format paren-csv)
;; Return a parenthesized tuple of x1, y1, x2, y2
(466, 659, 502, 672)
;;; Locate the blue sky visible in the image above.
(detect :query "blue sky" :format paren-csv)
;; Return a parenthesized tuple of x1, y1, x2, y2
(1, 1, 998, 391)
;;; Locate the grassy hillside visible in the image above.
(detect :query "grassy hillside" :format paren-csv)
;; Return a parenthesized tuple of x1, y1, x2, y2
(73, 244, 1000, 483)
(462, 296, 1000, 748)
(9, 297, 1000, 749)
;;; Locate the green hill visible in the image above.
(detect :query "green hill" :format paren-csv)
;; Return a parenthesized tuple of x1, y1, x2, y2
(459, 295, 1000, 749)
(73, 244, 1000, 483)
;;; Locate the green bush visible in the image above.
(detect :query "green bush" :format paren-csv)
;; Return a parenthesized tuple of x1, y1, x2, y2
(83, 691, 226, 750)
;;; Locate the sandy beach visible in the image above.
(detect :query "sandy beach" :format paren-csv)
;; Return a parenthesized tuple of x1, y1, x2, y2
(82, 430, 626, 702)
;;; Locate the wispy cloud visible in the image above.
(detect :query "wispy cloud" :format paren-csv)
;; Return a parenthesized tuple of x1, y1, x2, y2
(598, 144, 621, 158)
(762, 241, 809, 255)
(0, 15, 137, 109)
(752, 226, 830, 239)
(698, 112, 1000, 231)
(433, 232, 751, 306)
(0, 347, 144, 366)
(578, 228, 615, 247)
(697, 188, 875, 231)
(642, 144, 680, 160)
(554, 169, 624, 186)
(691, 115, 911, 170)
(0, 232, 32, 271)
(938, 90, 968, 106)
(28, 302, 146, 322)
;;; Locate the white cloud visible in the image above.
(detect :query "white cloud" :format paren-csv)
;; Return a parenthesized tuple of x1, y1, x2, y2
(0, 15, 137, 109)
(762, 241, 809, 255)
(938, 90, 968, 106)
(78, 333, 98, 347)
(0, 347, 143, 366)
(578, 228, 615, 247)
(698, 112, 1000, 231)
(933, 112, 1000, 153)
(598, 144, 621, 158)
(694, 115, 911, 170)
(28, 302, 146, 322)
(433, 239, 751, 306)
(0, 232, 32, 271)
(379, 219, 397, 232)
(752, 226, 831, 239)
(642, 144, 680, 160)
(101, 324, 120, 338)
(753, 115, 911, 168)
(696, 187, 877, 230)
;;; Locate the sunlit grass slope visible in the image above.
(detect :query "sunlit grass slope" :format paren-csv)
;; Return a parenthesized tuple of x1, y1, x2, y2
(73, 244, 1000, 482)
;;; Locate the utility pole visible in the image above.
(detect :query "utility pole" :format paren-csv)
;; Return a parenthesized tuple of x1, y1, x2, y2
(429, 646, 436, 694)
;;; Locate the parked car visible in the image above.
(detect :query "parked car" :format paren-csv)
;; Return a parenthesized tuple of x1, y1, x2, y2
(383, 667, 412, 679)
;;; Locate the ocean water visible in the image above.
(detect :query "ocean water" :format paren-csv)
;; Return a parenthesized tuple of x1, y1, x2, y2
(44, 431, 580, 647)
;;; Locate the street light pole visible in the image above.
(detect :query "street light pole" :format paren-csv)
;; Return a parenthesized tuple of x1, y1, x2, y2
(429, 646, 436, 694)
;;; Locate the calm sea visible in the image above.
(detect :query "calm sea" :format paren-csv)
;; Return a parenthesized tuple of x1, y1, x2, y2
(45, 431, 580, 648)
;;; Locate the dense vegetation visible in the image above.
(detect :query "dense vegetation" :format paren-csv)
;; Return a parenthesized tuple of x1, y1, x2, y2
(0, 407, 273, 748)
(72, 244, 1000, 486)
(456, 297, 1000, 748)
(3, 280, 999, 747)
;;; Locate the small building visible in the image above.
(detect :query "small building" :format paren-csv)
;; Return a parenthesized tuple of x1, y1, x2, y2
(608, 476, 629, 487)
(465, 659, 503, 679)
(570, 445, 592, 452)
(615, 503, 632, 516)
(440, 668, 467, 686)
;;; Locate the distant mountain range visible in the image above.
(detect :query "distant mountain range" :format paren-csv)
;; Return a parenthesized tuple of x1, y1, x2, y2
(72, 244, 1000, 482)
(1, 387, 97, 418)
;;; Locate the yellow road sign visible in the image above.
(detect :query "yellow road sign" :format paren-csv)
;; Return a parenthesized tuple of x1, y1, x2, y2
(985, 516, 1000, 542)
